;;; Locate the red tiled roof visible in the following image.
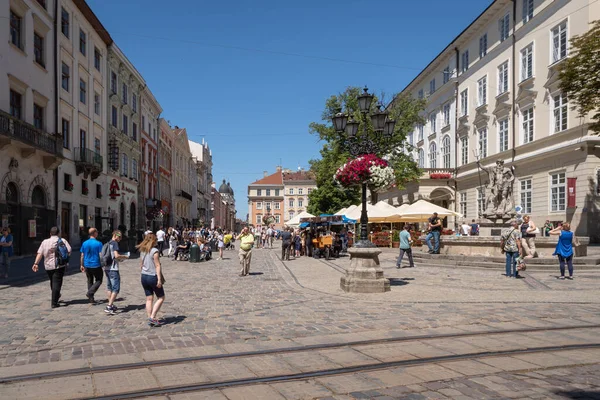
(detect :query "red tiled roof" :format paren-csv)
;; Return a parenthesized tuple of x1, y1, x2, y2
(282, 171, 315, 182)
(250, 171, 283, 185)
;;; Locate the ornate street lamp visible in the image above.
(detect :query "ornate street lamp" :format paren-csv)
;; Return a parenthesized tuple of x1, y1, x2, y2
(333, 87, 396, 248)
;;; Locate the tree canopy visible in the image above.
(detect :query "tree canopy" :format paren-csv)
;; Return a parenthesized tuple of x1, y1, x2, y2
(307, 86, 426, 215)
(559, 20, 600, 134)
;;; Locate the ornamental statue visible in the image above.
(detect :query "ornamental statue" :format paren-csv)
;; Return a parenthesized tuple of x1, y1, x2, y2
(477, 159, 516, 217)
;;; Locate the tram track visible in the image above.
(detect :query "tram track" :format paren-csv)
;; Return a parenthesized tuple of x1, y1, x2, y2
(2, 324, 599, 385)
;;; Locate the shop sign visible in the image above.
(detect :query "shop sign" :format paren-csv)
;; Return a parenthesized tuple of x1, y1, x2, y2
(28, 220, 36, 238)
(109, 179, 136, 199)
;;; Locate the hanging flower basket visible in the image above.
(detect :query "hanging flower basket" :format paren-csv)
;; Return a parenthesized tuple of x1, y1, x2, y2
(334, 154, 395, 190)
(429, 172, 452, 179)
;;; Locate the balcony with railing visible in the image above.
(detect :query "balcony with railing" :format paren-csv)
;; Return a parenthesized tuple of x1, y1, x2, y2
(0, 110, 62, 168)
(176, 190, 193, 201)
(420, 168, 455, 180)
(74, 147, 103, 180)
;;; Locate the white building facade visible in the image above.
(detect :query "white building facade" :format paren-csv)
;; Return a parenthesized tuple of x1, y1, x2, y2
(381, 0, 600, 241)
(172, 127, 193, 227)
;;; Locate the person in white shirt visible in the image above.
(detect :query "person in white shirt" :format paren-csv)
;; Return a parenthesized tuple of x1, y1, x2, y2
(460, 222, 471, 236)
(156, 227, 166, 257)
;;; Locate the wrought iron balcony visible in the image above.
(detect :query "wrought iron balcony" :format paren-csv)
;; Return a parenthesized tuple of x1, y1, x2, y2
(74, 147, 103, 180)
(176, 190, 193, 201)
(0, 110, 62, 158)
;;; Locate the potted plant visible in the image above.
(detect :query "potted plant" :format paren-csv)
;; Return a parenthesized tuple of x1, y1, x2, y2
(392, 230, 400, 248)
(82, 187, 89, 195)
(66, 182, 74, 192)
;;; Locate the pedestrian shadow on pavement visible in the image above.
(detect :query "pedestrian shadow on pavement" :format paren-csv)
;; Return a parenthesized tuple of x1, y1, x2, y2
(249, 272, 264, 276)
(119, 304, 146, 314)
(161, 315, 187, 325)
(388, 278, 412, 286)
(61, 298, 93, 306)
(555, 390, 600, 399)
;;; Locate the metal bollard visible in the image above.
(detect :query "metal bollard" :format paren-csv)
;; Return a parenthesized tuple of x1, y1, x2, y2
(189, 243, 200, 263)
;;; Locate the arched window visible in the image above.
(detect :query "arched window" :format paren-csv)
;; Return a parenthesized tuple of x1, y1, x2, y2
(429, 142, 437, 169)
(441, 135, 451, 168)
(31, 186, 46, 207)
(417, 148, 425, 168)
(6, 182, 19, 204)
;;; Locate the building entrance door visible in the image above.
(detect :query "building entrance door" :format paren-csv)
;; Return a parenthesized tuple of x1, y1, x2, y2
(61, 202, 71, 239)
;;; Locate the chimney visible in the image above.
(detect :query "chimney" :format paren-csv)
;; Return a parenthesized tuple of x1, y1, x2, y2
(263, 171, 268, 178)
(276, 166, 282, 172)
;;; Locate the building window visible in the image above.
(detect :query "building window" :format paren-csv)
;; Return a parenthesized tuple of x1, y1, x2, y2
(111, 106, 118, 127)
(479, 33, 487, 58)
(429, 112, 437, 133)
(62, 119, 70, 149)
(94, 92, 100, 115)
(61, 63, 70, 91)
(298, 188, 303, 195)
(9, 90, 21, 119)
(256, 202, 262, 209)
(122, 153, 128, 177)
(289, 188, 294, 195)
(79, 79, 86, 104)
(132, 94, 137, 113)
(274, 202, 280, 209)
(551, 21, 568, 63)
(417, 124, 424, 141)
(478, 127, 488, 159)
(461, 136, 468, 166)
(520, 179, 532, 214)
(477, 76, 487, 107)
(498, 61, 509, 95)
(522, 107, 534, 144)
(499, 14, 510, 42)
(417, 148, 425, 168)
(61, 8, 70, 38)
(123, 115, 128, 135)
(82, 179, 88, 196)
(33, 104, 44, 130)
(442, 135, 451, 168)
(94, 47, 101, 71)
(307, 188, 313, 194)
(428, 142, 437, 169)
(521, 44, 533, 81)
(266, 189, 271, 196)
(523, 0, 533, 23)
(289, 199, 294, 207)
(257, 189, 262, 196)
(443, 67, 450, 84)
(429, 79, 435, 94)
(265, 202, 271, 210)
(499, 118, 509, 152)
(275, 189, 280, 196)
(418, 89, 424, 99)
(132, 159, 138, 180)
(34, 33, 45, 67)
(96, 184, 102, 199)
(408, 132, 414, 146)
(122, 84, 128, 104)
(553, 93, 568, 133)
(289, 211, 295, 220)
(10, 11, 22, 49)
(461, 50, 469, 73)
(275, 215, 281, 224)
(94, 137, 100, 154)
(111, 72, 117, 94)
(256, 214, 262, 224)
(550, 172, 566, 212)
(459, 192, 467, 217)
(79, 29, 86, 55)
(477, 188, 486, 216)
(64, 173, 72, 191)
(298, 199, 303, 207)
(442, 103, 451, 127)
(132, 123, 137, 141)
(460, 89, 468, 116)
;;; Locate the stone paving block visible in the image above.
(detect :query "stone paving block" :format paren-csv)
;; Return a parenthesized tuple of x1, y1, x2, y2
(320, 347, 380, 367)
(438, 359, 502, 376)
(270, 379, 334, 399)
(278, 351, 342, 373)
(221, 383, 286, 400)
(0, 374, 94, 399)
(546, 349, 600, 365)
(92, 368, 159, 397)
(239, 354, 299, 378)
(403, 364, 464, 382)
(169, 390, 228, 400)
(195, 358, 257, 382)
(88, 352, 145, 367)
(423, 338, 486, 356)
(140, 345, 226, 361)
(351, 343, 417, 363)
(316, 372, 384, 394)
(512, 352, 581, 368)
(477, 355, 541, 371)
(401, 341, 455, 358)
(150, 362, 210, 387)
(0, 358, 89, 379)
(363, 367, 426, 387)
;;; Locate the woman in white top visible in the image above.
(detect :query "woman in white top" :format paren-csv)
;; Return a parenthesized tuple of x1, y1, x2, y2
(217, 230, 225, 260)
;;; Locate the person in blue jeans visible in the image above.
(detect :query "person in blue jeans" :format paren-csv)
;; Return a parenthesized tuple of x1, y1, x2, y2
(550, 222, 574, 280)
(80, 227, 104, 303)
(424, 212, 442, 254)
(104, 230, 129, 314)
(501, 220, 523, 278)
(0, 227, 14, 279)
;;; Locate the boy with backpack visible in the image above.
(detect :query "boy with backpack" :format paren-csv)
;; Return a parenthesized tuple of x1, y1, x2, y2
(101, 230, 129, 314)
(32, 227, 72, 308)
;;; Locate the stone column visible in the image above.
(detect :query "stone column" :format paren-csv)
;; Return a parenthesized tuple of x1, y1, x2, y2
(340, 247, 390, 293)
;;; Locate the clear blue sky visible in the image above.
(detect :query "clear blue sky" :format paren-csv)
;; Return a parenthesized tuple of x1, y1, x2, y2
(87, 0, 491, 219)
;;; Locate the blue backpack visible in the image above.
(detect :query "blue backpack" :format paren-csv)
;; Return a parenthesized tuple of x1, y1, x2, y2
(55, 238, 70, 267)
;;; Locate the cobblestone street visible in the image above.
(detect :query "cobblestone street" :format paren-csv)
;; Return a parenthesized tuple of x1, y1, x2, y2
(1, 244, 599, 399)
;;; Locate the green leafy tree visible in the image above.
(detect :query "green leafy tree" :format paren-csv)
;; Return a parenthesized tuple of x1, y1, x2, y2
(559, 20, 600, 133)
(307, 87, 425, 215)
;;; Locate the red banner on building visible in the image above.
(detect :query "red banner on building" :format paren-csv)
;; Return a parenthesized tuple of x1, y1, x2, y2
(567, 177, 577, 208)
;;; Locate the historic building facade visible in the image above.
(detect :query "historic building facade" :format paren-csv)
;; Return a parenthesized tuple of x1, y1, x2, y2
(158, 118, 173, 227)
(247, 168, 284, 230)
(216, 179, 236, 231)
(380, 0, 600, 240)
(55, 0, 112, 245)
(172, 126, 193, 227)
(139, 87, 162, 230)
(106, 44, 144, 237)
(0, 0, 63, 254)
(189, 139, 213, 226)
(282, 169, 316, 223)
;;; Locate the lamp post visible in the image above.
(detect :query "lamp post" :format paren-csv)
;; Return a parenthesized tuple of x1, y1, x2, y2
(332, 87, 396, 247)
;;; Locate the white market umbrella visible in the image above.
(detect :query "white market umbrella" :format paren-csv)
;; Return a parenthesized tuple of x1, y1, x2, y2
(334, 207, 347, 216)
(346, 203, 396, 222)
(286, 211, 315, 227)
(398, 199, 462, 222)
